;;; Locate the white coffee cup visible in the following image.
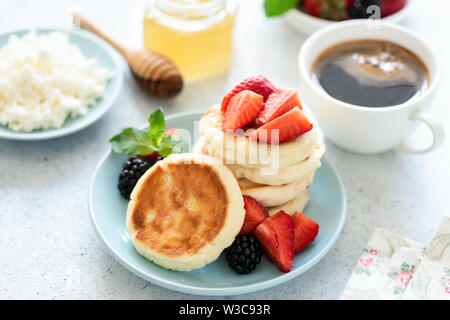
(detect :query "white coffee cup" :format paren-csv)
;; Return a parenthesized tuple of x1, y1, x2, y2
(298, 20, 445, 154)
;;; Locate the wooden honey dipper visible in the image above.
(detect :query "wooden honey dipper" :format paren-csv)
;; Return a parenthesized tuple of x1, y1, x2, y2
(72, 12, 183, 99)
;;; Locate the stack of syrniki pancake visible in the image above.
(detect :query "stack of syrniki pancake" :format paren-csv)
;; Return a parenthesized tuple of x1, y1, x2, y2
(194, 104, 325, 216)
(123, 76, 324, 272)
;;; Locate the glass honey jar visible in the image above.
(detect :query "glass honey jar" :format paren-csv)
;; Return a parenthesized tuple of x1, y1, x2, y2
(144, 0, 237, 81)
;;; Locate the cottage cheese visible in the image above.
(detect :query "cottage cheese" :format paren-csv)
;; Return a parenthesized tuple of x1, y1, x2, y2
(0, 31, 113, 132)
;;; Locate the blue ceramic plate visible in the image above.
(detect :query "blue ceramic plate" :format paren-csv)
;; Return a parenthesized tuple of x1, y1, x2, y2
(89, 111, 347, 296)
(0, 28, 123, 140)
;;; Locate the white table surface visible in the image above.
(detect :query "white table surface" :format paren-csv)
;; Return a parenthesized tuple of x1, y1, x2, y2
(0, 0, 449, 300)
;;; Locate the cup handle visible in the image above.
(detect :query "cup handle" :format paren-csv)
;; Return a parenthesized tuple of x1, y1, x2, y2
(396, 109, 445, 154)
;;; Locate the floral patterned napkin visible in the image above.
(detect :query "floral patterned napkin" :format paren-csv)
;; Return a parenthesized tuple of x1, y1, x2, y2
(401, 216, 450, 299)
(340, 216, 450, 300)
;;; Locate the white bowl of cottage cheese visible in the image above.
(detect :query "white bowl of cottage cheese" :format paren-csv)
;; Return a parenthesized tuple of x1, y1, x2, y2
(0, 28, 123, 140)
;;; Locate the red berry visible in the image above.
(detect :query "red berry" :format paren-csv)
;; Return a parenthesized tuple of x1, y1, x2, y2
(141, 153, 160, 159)
(303, 0, 349, 20)
(381, 0, 406, 17)
(253, 211, 295, 273)
(345, 0, 356, 11)
(293, 212, 319, 253)
(221, 76, 275, 112)
(250, 107, 313, 144)
(239, 196, 269, 236)
(257, 88, 302, 126)
(222, 90, 264, 132)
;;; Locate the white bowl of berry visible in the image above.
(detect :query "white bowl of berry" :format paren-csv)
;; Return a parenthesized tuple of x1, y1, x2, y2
(263, 0, 413, 36)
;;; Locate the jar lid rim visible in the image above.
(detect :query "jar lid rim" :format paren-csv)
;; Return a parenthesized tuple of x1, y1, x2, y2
(155, 0, 226, 12)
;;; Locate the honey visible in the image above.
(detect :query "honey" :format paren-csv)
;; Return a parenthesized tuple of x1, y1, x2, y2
(144, 0, 236, 81)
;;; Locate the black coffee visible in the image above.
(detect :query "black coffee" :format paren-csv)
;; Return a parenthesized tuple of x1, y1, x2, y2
(312, 40, 429, 108)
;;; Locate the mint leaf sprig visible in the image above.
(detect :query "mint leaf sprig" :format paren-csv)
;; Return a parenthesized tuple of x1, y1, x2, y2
(109, 108, 188, 158)
(264, 0, 301, 17)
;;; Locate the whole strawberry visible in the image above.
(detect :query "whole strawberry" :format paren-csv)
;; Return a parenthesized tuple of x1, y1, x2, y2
(381, 0, 406, 17)
(221, 75, 275, 112)
(303, 0, 349, 21)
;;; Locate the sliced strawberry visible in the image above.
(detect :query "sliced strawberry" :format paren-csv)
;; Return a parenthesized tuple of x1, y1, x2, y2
(221, 76, 275, 112)
(253, 221, 279, 265)
(253, 211, 294, 273)
(239, 195, 269, 236)
(293, 212, 319, 253)
(142, 128, 180, 158)
(222, 90, 264, 132)
(257, 88, 302, 126)
(250, 107, 313, 144)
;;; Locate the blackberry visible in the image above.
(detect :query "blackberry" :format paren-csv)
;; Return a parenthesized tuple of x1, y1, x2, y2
(117, 156, 160, 199)
(225, 235, 262, 274)
(349, 0, 381, 19)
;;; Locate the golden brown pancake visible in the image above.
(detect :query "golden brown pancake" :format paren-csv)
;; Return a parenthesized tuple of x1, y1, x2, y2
(126, 153, 245, 270)
(238, 174, 314, 207)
